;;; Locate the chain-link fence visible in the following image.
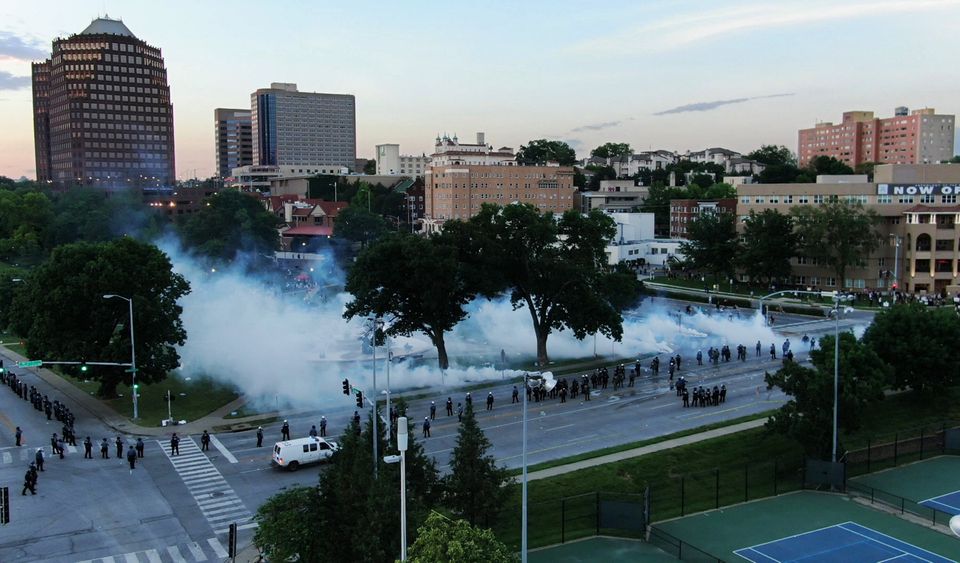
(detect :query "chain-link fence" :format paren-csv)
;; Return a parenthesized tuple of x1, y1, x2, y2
(844, 421, 958, 477)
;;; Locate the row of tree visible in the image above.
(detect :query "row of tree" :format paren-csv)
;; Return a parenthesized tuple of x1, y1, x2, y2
(254, 402, 516, 562)
(343, 203, 642, 368)
(678, 200, 881, 289)
(765, 302, 960, 459)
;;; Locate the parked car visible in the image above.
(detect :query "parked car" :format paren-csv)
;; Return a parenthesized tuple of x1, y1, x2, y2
(272, 436, 339, 471)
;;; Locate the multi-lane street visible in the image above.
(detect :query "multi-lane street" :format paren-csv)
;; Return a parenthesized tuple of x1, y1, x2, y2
(0, 309, 867, 562)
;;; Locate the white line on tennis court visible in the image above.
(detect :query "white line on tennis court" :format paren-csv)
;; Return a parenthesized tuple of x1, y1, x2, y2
(837, 523, 940, 563)
(732, 547, 781, 563)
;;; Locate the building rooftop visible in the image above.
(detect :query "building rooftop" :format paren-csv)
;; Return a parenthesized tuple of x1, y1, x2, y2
(79, 17, 136, 38)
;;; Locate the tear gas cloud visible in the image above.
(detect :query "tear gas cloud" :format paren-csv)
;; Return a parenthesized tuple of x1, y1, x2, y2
(163, 242, 783, 410)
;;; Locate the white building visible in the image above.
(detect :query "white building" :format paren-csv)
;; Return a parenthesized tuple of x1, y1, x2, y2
(375, 144, 431, 176)
(229, 164, 349, 192)
(602, 212, 685, 266)
(579, 180, 649, 212)
(430, 132, 516, 166)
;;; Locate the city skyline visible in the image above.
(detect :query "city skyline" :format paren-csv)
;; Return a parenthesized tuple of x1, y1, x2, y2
(1, 0, 959, 180)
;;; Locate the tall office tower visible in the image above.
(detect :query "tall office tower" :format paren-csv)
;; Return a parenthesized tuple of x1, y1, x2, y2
(250, 83, 356, 171)
(214, 108, 252, 179)
(32, 17, 175, 186)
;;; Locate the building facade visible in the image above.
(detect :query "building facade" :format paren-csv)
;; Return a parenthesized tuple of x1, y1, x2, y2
(425, 163, 576, 221)
(32, 17, 175, 186)
(214, 108, 252, 179)
(375, 144, 431, 176)
(798, 107, 955, 168)
(736, 165, 960, 294)
(669, 198, 737, 239)
(250, 83, 356, 170)
(578, 180, 648, 212)
(430, 132, 515, 166)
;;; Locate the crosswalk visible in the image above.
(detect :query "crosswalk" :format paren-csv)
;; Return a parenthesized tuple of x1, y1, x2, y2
(0, 444, 79, 465)
(156, 436, 257, 535)
(76, 537, 228, 563)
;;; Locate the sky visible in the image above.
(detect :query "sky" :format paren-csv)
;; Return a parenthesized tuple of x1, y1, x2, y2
(1, 0, 958, 180)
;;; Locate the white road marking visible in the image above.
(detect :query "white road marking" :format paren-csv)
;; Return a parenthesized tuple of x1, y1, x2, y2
(207, 538, 228, 559)
(166, 545, 187, 563)
(210, 434, 238, 463)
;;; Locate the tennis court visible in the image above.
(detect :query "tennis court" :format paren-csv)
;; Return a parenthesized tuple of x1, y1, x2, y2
(735, 521, 955, 563)
(922, 491, 960, 516)
(849, 456, 960, 509)
(527, 536, 674, 562)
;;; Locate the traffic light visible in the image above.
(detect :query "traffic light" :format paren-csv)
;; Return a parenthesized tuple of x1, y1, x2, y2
(342, 379, 350, 395)
(355, 390, 363, 408)
(892, 282, 898, 290)
(227, 522, 237, 557)
(0, 486, 9, 525)
(79, 361, 88, 373)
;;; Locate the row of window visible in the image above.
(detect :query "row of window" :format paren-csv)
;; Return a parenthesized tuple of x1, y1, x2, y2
(738, 194, 960, 205)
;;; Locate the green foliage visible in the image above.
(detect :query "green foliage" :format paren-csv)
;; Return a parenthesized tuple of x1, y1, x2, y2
(515, 139, 577, 166)
(863, 303, 960, 392)
(854, 161, 879, 180)
(791, 201, 881, 288)
(764, 333, 890, 458)
(177, 189, 281, 261)
(585, 165, 617, 190)
(573, 168, 587, 189)
(808, 155, 854, 176)
(254, 486, 324, 563)
(9, 238, 189, 397)
(446, 405, 510, 527)
(458, 204, 639, 364)
(590, 142, 632, 159)
(948, 155, 960, 164)
(334, 205, 390, 247)
(408, 512, 518, 563)
(0, 188, 53, 263)
(639, 184, 687, 237)
(344, 233, 474, 369)
(703, 182, 737, 199)
(363, 160, 377, 174)
(47, 188, 165, 248)
(739, 210, 797, 283)
(678, 212, 740, 281)
(748, 145, 797, 167)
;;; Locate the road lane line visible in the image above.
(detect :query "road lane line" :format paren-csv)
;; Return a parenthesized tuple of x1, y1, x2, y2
(210, 434, 238, 463)
(144, 549, 162, 563)
(208, 538, 229, 558)
(187, 542, 207, 561)
(166, 546, 187, 563)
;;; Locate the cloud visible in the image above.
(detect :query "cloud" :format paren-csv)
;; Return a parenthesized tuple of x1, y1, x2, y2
(571, 0, 960, 55)
(654, 92, 794, 116)
(0, 70, 30, 90)
(0, 31, 47, 61)
(571, 120, 625, 133)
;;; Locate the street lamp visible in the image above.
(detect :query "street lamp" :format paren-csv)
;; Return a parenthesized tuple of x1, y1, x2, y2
(103, 294, 137, 420)
(829, 293, 854, 464)
(521, 372, 529, 563)
(383, 416, 409, 560)
(890, 234, 902, 293)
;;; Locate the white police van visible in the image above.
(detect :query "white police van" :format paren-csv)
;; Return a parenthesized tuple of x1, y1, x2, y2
(272, 436, 339, 471)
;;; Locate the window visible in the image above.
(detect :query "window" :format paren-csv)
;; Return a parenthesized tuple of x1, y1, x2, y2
(784, 195, 793, 204)
(740, 196, 751, 204)
(942, 194, 957, 204)
(915, 259, 930, 272)
(877, 195, 892, 204)
(813, 195, 825, 204)
(798, 195, 809, 204)
(916, 234, 932, 251)
(755, 196, 765, 204)
(935, 259, 953, 273)
(826, 277, 836, 287)
(920, 194, 936, 204)
(936, 239, 955, 251)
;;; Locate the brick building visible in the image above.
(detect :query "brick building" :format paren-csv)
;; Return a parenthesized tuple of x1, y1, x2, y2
(669, 198, 737, 239)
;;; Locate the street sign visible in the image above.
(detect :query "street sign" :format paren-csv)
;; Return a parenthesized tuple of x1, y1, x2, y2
(17, 360, 42, 368)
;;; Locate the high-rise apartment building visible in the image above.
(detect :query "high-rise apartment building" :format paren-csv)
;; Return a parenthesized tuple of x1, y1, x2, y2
(250, 83, 356, 171)
(32, 17, 175, 186)
(375, 144, 431, 176)
(214, 108, 252, 179)
(798, 107, 954, 168)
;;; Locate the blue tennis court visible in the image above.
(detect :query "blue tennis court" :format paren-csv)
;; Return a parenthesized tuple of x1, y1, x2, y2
(734, 521, 956, 563)
(921, 491, 960, 516)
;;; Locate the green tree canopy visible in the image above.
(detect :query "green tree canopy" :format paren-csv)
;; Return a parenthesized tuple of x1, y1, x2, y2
(791, 201, 881, 288)
(639, 184, 688, 237)
(703, 182, 737, 199)
(585, 164, 617, 190)
(445, 405, 510, 527)
(333, 205, 390, 247)
(678, 212, 740, 281)
(515, 139, 577, 166)
(764, 332, 890, 458)
(808, 155, 854, 176)
(177, 189, 281, 261)
(862, 303, 960, 392)
(739, 209, 797, 283)
(253, 486, 324, 563)
(363, 160, 377, 174)
(748, 145, 797, 166)
(0, 188, 53, 264)
(458, 204, 640, 365)
(344, 233, 474, 369)
(590, 142, 632, 159)
(9, 238, 189, 396)
(408, 512, 518, 563)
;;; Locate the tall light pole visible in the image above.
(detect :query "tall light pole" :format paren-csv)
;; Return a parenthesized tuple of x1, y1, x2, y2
(521, 372, 528, 563)
(368, 316, 381, 478)
(398, 416, 408, 561)
(890, 234, 902, 293)
(103, 294, 137, 420)
(830, 293, 853, 464)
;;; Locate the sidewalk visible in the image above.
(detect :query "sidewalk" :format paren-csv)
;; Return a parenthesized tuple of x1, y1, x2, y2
(522, 418, 767, 482)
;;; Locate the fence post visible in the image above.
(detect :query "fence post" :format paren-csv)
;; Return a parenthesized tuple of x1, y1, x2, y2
(744, 464, 749, 503)
(942, 423, 947, 454)
(920, 428, 925, 460)
(715, 469, 720, 509)
(561, 497, 566, 544)
(893, 433, 899, 466)
(681, 477, 686, 517)
(773, 459, 778, 496)
(595, 492, 600, 536)
(866, 438, 871, 473)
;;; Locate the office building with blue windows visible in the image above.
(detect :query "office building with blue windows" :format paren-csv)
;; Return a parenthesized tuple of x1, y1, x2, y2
(250, 83, 356, 171)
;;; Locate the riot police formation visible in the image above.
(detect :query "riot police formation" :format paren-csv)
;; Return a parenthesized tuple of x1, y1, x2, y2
(3, 369, 80, 454)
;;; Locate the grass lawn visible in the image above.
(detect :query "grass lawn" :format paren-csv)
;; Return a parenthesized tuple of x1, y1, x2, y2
(0, 330, 28, 357)
(100, 372, 240, 425)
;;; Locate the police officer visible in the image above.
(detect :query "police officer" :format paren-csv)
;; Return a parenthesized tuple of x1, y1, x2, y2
(256, 426, 264, 447)
(170, 433, 180, 456)
(100, 438, 109, 459)
(486, 392, 494, 411)
(422, 417, 431, 438)
(126, 445, 137, 471)
(446, 397, 454, 416)
(430, 401, 437, 420)
(309, 425, 317, 438)
(84, 436, 93, 459)
(201, 430, 211, 451)
(57, 435, 65, 459)
(50, 433, 59, 456)
(35, 448, 45, 471)
(512, 386, 519, 404)
(116, 436, 124, 458)
(319, 417, 327, 437)
(457, 402, 463, 422)
(22, 466, 36, 495)
(465, 392, 472, 408)
(136, 437, 145, 458)
(281, 420, 291, 441)
(15, 426, 22, 446)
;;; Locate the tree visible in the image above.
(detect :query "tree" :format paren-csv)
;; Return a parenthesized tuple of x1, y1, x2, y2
(791, 201, 881, 288)
(0, 188, 53, 263)
(408, 512, 518, 563)
(458, 204, 640, 365)
(862, 303, 960, 392)
(515, 139, 577, 166)
(739, 210, 797, 283)
(854, 161, 880, 180)
(748, 145, 797, 167)
(808, 155, 854, 176)
(591, 142, 632, 159)
(47, 188, 165, 248)
(344, 233, 474, 369)
(678, 212, 740, 281)
(585, 165, 617, 190)
(640, 184, 687, 237)
(363, 159, 377, 174)
(703, 182, 737, 199)
(949, 155, 960, 164)
(445, 405, 509, 526)
(9, 238, 189, 396)
(764, 332, 890, 458)
(254, 486, 324, 563)
(177, 189, 281, 261)
(333, 205, 390, 248)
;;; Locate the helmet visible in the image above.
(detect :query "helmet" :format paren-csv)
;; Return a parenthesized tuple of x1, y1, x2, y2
(283, 419, 288, 423)
(321, 416, 326, 420)
(258, 426, 262, 430)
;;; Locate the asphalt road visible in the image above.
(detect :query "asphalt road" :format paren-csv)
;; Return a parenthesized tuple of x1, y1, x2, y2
(0, 309, 868, 562)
